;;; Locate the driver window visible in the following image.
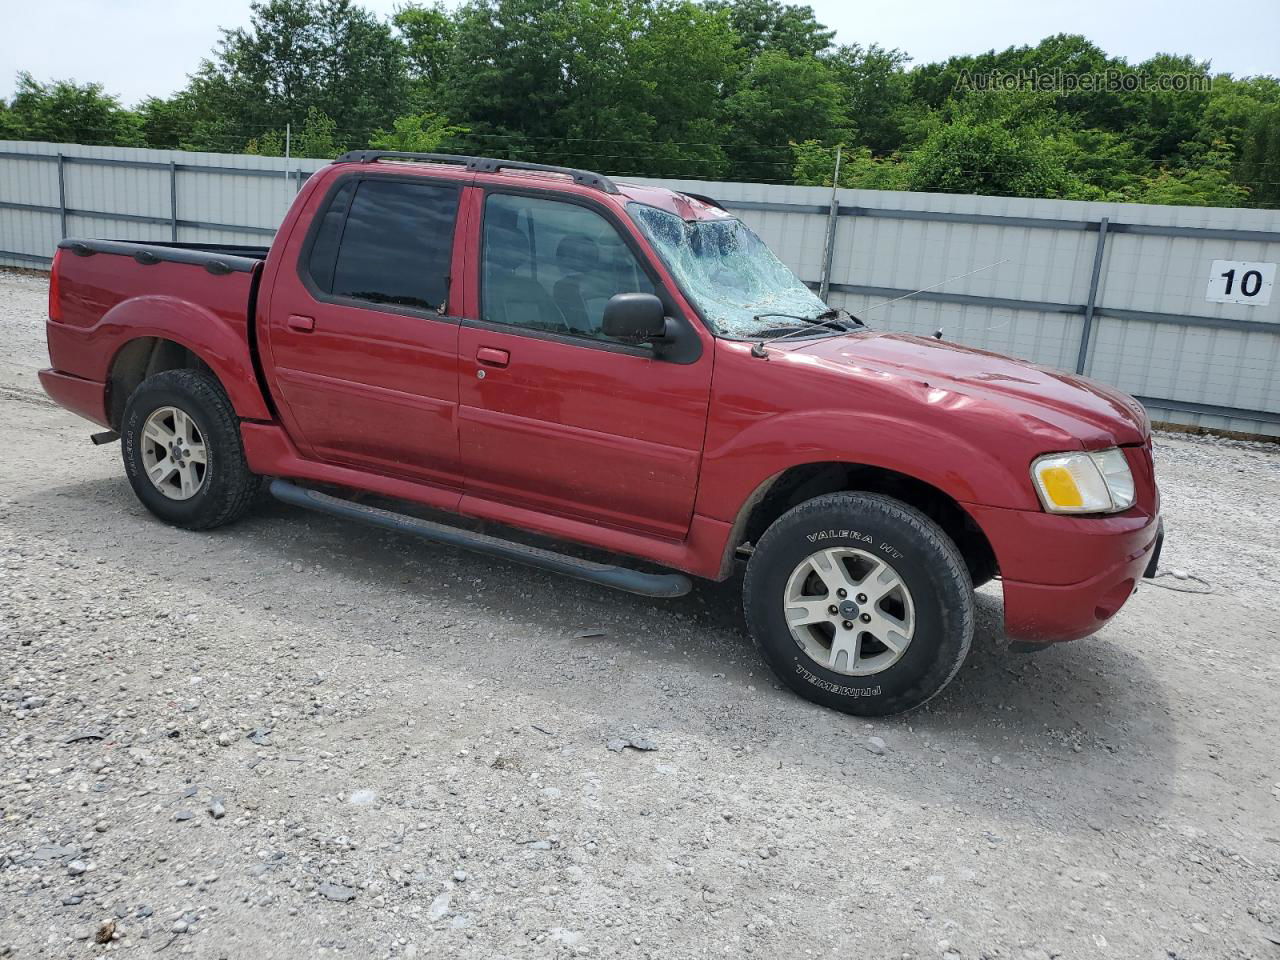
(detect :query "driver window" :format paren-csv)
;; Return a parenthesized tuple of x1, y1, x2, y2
(481, 193, 656, 342)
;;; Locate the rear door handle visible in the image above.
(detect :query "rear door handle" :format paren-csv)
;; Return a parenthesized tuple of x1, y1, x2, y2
(476, 346, 510, 368)
(287, 314, 315, 332)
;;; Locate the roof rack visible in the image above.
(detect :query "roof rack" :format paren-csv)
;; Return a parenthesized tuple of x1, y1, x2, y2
(333, 151, 620, 195)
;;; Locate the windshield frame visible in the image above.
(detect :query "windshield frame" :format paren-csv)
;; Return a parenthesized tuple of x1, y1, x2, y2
(626, 200, 835, 341)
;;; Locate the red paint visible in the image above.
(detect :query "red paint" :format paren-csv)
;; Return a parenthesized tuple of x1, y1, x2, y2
(475, 346, 509, 367)
(48, 248, 63, 323)
(37, 368, 109, 427)
(42, 159, 1160, 644)
(44, 252, 273, 422)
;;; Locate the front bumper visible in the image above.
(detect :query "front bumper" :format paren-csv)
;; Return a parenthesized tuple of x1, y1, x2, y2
(967, 503, 1162, 644)
(1143, 519, 1164, 578)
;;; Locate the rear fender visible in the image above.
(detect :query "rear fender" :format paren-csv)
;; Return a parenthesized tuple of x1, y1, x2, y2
(97, 296, 272, 421)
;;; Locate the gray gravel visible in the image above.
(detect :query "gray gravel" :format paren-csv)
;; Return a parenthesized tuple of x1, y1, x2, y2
(2, 268, 1279, 958)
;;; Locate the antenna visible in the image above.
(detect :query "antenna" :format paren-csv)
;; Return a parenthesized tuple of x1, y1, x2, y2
(748, 258, 1012, 358)
(863, 259, 1010, 313)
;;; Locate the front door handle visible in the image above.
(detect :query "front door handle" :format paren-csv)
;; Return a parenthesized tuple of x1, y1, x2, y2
(476, 346, 510, 368)
(287, 314, 316, 333)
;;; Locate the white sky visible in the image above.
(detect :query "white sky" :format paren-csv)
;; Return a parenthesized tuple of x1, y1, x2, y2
(1, 0, 1277, 107)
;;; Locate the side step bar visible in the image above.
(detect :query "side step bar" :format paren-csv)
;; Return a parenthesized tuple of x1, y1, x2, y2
(268, 479, 693, 598)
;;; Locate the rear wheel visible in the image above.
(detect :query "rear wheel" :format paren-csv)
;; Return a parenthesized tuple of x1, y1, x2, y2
(121, 369, 259, 530)
(743, 492, 974, 716)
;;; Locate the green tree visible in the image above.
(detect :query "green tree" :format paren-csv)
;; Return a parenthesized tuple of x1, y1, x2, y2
(610, 0, 740, 177)
(704, 0, 833, 58)
(370, 111, 467, 151)
(441, 0, 572, 159)
(0, 72, 142, 146)
(909, 34, 1127, 124)
(182, 0, 406, 153)
(441, 0, 738, 178)
(246, 106, 338, 158)
(245, 129, 286, 156)
(1235, 102, 1280, 207)
(1129, 150, 1250, 207)
(1045, 128, 1145, 199)
(293, 107, 338, 157)
(5, 8, 1277, 208)
(135, 94, 203, 150)
(1190, 74, 1280, 206)
(908, 119, 1079, 198)
(823, 43, 915, 155)
(792, 141, 911, 190)
(1119, 53, 1213, 163)
(394, 2, 457, 109)
(724, 51, 850, 181)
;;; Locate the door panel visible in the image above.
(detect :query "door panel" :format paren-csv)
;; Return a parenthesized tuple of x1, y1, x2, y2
(457, 191, 712, 539)
(458, 325, 709, 538)
(268, 319, 459, 483)
(264, 173, 466, 487)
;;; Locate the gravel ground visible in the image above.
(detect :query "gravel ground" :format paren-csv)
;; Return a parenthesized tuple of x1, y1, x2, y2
(1, 268, 1279, 959)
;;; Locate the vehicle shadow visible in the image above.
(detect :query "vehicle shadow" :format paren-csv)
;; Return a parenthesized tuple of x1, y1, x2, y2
(16, 474, 1178, 830)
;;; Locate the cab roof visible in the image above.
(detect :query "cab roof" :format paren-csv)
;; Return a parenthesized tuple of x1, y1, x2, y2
(615, 182, 736, 222)
(331, 150, 734, 222)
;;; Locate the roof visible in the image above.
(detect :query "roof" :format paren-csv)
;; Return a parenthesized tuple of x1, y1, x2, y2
(616, 182, 736, 221)
(329, 152, 735, 222)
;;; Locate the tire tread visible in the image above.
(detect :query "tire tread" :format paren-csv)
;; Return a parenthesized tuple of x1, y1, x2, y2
(122, 369, 258, 531)
(743, 492, 974, 716)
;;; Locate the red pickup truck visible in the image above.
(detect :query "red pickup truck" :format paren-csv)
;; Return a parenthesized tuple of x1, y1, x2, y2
(40, 151, 1162, 716)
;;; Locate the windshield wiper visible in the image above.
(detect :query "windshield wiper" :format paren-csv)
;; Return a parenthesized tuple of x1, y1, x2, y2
(748, 309, 864, 358)
(815, 307, 867, 330)
(752, 310, 852, 331)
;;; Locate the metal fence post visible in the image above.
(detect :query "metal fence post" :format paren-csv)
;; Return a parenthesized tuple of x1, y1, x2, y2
(56, 152, 67, 239)
(1074, 217, 1109, 374)
(819, 145, 843, 301)
(169, 160, 178, 241)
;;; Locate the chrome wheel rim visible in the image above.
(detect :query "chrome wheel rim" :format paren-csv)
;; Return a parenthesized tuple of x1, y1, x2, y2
(783, 547, 915, 676)
(140, 405, 208, 501)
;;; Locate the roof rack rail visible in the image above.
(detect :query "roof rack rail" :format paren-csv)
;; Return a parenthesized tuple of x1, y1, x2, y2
(333, 150, 620, 195)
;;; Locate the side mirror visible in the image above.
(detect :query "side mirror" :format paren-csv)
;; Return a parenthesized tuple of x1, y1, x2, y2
(602, 293, 667, 342)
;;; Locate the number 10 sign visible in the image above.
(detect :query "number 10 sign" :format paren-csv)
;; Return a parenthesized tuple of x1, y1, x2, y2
(1205, 260, 1275, 306)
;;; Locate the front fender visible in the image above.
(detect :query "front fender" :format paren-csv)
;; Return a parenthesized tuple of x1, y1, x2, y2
(695, 408, 1042, 523)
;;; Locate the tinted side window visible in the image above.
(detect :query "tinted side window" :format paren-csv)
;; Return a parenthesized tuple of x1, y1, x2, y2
(306, 180, 354, 293)
(321, 179, 459, 311)
(482, 194, 656, 342)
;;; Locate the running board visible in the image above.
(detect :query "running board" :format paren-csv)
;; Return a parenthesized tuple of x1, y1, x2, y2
(268, 479, 693, 598)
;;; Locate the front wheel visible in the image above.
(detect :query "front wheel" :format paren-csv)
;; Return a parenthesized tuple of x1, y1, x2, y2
(743, 492, 974, 716)
(121, 369, 259, 530)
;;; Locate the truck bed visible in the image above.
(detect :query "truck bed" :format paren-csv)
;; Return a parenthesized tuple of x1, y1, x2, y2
(43, 236, 271, 428)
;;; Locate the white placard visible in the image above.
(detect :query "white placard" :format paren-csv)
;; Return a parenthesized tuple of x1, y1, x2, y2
(1205, 260, 1275, 306)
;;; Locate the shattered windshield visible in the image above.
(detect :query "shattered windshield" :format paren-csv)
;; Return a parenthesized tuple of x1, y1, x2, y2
(628, 202, 830, 338)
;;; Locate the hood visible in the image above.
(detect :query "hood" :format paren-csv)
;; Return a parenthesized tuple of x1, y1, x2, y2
(786, 332, 1149, 447)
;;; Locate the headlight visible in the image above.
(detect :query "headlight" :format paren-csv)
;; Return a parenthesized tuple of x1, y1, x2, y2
(1031, 448, 1136, 514)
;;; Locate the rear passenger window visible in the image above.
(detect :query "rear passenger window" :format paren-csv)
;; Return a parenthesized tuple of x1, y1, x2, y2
(306, 178, 459, 312)
(305, 180, 353, 293)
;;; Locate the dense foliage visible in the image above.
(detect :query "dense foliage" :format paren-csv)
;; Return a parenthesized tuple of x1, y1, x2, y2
(1, 0, 1277, 207)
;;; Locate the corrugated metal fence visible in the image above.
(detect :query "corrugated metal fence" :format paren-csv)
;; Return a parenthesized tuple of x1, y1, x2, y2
(4, 140, 1280, 438)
